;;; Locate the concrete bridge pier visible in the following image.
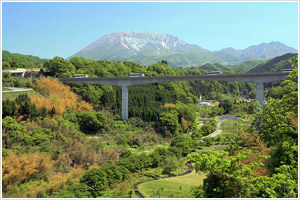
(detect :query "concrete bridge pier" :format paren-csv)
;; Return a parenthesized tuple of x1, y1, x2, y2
(256, 81, 264, 109)
(122, 85, 129, 120)
(59, 72, 290, 120)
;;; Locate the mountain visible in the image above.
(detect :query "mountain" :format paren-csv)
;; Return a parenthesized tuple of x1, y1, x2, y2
(68, 31, 298, 68)
(246, 53, 297, 73)
(69, 31, 224, 67)
(219, 41, 298, 60)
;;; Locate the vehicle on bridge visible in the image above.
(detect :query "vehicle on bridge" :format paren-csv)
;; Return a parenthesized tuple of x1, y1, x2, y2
(129, 73, 145, 77)
(73, 74, 88, 78)
(281, 69, 293, 73)
(206, 71, 222, 75)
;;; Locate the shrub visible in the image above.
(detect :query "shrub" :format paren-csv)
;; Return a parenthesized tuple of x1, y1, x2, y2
(80, 168, 107, 197)
(77, 111, 107, 133)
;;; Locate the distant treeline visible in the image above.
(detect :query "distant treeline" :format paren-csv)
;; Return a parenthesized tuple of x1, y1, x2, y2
(2, 50, 45, 69)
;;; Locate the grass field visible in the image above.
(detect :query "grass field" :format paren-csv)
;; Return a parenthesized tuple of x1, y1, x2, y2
(2, 89, 41, 100)
(138, 179, 194, 198)
(138, 169, 206, 198)
(163, 169, 206, 186)
(2, 87, 13, 91)
(220, 118, 252, 134)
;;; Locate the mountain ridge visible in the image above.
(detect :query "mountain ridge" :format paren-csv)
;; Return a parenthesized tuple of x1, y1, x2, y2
(69, 31, 298, 67)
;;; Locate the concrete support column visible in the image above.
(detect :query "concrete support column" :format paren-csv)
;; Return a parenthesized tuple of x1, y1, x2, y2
(121, 85, 129, 120)
(256, 81, 264, 109)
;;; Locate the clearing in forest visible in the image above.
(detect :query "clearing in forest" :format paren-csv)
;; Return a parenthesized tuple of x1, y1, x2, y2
(138, 169, 206, 198)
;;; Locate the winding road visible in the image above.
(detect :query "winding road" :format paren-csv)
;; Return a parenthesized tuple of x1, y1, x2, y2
(134, 115, 240, 197)
(207, 115, 240, 138)
(207, 119, 224, 138)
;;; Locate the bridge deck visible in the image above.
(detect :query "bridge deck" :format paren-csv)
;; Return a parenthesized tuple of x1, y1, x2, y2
(59, 72, 291, 120)
(59, 72, 290, 86)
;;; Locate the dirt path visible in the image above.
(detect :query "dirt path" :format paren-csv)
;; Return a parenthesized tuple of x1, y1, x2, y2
(207, 115, 240, 138)
(207, 119, 224, 138)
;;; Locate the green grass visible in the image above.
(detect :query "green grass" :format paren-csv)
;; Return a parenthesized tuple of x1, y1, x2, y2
(163, 169, 206, 186)
(198, 144, 227, 153)
(137, 161, 207, 198)
(2, 89, 41, 101)
(220, 118, 252, 134)
(2, 87, 12, 91)
(137, 179, 195, 198)
(138, 168, 206, 198)
(144, 161, 188, 178)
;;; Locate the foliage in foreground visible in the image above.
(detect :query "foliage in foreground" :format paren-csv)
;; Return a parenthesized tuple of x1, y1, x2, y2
(190, 59, 298, 198)
(190, 150, 297, 198)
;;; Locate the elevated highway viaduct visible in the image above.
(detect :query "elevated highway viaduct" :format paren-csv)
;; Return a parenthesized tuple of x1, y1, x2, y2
(59, 72, 290, 120)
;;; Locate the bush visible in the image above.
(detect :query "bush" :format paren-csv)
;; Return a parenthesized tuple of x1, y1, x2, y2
(2, 152, 53, 192)
(162, 156, 180, 174)
(77, 111, 107, 133)
(199, 121, 217, 136)
(150, 147, 174, 167)
(170, 135, 193, 157)
(56, 183, 92, 198)
(80, 168, 107, 197)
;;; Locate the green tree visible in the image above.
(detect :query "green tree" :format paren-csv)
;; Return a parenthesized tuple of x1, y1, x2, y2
(2, 116, 31, 149)
(2, 61, 11, 69)
(2, 100, 16, 118)
(199, 121, 217, 136)
(162, 156, 179, 174)
(44, 56, 75, 77)
(170, 135, 193, 157)
(159, 111, 179, 137)
(77, 111, 107, 133)
(40, 106, 47, 119)
(219, 99, 233, 114)
(254, 61, 298, 146)
(56, 183, 92, 198)
(80, 168, 107, 197)
(31, 128, 55, 152)
(48, 106, 56, 117)
(190, 150, 298, 198)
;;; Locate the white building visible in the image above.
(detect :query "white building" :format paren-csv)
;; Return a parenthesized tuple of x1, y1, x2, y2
(198, 95, 211, 106)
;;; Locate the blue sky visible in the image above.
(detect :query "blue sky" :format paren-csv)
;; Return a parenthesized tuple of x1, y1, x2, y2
(2, 1, 298, 59)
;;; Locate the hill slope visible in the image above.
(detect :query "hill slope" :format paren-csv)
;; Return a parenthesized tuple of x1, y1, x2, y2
(2, 50, 45, 69)
(247, 53, 298, 73)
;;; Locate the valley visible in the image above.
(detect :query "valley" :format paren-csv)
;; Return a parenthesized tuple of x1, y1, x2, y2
(2, 1, 299, 198)
(1, 50, 298, 198)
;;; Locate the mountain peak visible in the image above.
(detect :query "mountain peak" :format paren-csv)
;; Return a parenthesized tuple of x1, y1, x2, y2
(72, 31, 191, 58)
(220, 41, 297, 60)
(69, 31, 298, 67)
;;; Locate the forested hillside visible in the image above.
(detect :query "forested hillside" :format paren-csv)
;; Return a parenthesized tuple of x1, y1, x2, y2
(2, 50, 45, 69)
(247, 53, 297, 73)
(229, 60, 266, 73)
(194, 63, 229, 71)
(44, 56, 255, 122)
(2, 52, 298, 198)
